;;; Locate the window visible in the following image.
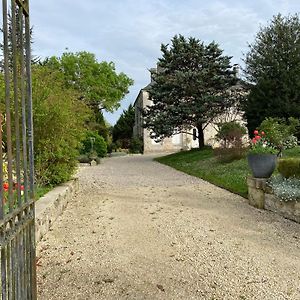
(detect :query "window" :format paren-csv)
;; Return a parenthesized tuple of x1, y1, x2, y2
(193, 128, 197, 141)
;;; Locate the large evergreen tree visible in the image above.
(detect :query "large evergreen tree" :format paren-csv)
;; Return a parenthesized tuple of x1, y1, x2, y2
(244, 14, 300, 135)
(112, 104, 135, 148)
(144, 35, 237, 148)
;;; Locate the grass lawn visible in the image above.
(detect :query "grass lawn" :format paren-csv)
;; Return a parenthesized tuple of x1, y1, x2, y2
(155, 146, 300, 198)
(36, 185, 53, 199)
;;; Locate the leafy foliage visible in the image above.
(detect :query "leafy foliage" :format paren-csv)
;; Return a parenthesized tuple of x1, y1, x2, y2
(144, 35, 238, 148)
(259, 117, 299, 152)
(215, 121, 247, 148)
(243, 14, 300, 134)
(249, 130, 278, 154)
(88, 110, 110, 142)
(214, 121, 247, 162)
(43, 51, 134, 112)
(129, 137, 144, 154)
(112, 104, 135, 148)
(33, 65, 90, 186)
(268, 175, 300, 202)
(80, 131, 107, 158)
(278, 158, 300, 179)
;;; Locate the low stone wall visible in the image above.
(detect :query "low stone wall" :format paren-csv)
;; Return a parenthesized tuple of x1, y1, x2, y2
(35, 177, 79, 243)
(247, 177, 300, 224)
(265, 194, 300, 224)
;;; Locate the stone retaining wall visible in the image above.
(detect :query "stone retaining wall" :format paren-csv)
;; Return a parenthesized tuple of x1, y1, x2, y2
(247, 177, 300, 224)
(35, 177, 79, 243)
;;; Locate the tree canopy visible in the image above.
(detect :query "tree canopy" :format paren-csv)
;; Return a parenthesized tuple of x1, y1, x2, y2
(32, 65, 90, 185)
(243, 14, 300, 135)
(112, 104, 135, 147)
(144, 35, 237, 148)
(43, 51, 134, 112)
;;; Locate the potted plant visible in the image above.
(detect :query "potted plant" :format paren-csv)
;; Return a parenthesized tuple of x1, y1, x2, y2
(248, 130, 278, 178)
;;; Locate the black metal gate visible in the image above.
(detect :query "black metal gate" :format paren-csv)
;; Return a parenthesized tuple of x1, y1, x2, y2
(0, 0, 36, 299)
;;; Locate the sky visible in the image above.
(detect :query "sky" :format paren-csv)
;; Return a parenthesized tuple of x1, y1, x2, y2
(29, 0, 300, 125)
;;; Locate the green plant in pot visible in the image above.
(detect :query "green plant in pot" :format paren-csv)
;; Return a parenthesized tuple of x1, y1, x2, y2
(248, 117, 299, 178)
(248, 130, 278, 178)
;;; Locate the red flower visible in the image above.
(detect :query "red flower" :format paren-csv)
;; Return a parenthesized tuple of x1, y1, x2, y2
(254, 130, 259, 135)
(20, 185, 24, 191)
(3, 182, 9, 191)
(261, 131, 265, 136)
(255, 135, 261, 140)
(252, 138, 257, 144)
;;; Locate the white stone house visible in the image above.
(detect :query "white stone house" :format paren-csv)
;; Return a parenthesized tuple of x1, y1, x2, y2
(133, 69, 247, 154)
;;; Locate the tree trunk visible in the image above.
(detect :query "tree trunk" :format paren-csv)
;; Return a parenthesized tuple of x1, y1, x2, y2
(197, 124, 205, 149)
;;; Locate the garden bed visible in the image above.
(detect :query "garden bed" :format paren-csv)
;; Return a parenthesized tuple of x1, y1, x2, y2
(247, 177, 300, 224)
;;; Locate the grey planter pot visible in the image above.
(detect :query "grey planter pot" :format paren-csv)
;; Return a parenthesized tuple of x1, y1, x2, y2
(247, 154, 277, 178)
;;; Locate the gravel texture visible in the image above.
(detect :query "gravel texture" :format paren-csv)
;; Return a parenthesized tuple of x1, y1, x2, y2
(37, 155, 300, 300)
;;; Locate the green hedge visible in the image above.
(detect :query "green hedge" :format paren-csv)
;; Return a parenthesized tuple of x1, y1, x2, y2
(278, 158, 300, 178)
(33, 65, 90, 186)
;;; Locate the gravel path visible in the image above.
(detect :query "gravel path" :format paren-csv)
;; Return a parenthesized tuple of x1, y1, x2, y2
(37, 155, 300, 300)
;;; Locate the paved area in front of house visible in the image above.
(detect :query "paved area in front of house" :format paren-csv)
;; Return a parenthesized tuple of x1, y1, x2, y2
(37, 155, 300, 299)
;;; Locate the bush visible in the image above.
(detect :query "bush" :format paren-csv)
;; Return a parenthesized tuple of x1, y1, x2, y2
(33, 66, 90, 186)
(129, 137, 143, 154)
(80, 131, 107, 157)
(216, 121, 247, 148)
(278, 158, 300, 179)
(214, 121, 247, 162)
(259, 117, 299, 152)
(213, 147, 247, 163)
(78, 154, 101, 165)
(78, 154, 90, 164)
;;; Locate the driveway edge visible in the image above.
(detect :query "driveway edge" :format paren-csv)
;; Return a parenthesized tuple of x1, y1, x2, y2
(35, 177, 79, 243)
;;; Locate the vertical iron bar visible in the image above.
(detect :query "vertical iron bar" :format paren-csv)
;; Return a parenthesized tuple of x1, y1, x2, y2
(7, 239, 11, 300)
(25, 4, 34, 200)
(25, 1, 37, 297)
(27, 220, 31, 299)
(11, 0, 22, 207)
(19, 7, 28, 203)
(14, 223, 20, 300)
(29, 218, 34, 300)
(1, 236, 7, 299)
(23, 220, 28, 300)
(11, 222, 16, 299)
(19, 225, 24, 300)
(3, 0, 14, 213)
(0, 114, 4, 218)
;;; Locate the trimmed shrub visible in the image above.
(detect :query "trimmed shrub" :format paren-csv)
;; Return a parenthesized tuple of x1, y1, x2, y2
(214, 121, 247, 162)
(278, 158, 300, 179)
(129, 137, 143, 154)
(80, 131, 107, 158)
(78, 155, 90, 164)
(213, 147, 247, 163)
(216, 121, 247, 148)
(78, 154, 101, 165)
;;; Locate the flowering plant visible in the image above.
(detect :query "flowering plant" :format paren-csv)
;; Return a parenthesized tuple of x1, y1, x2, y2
(2, 182, 25, 213)
(249, 130, 278, 154)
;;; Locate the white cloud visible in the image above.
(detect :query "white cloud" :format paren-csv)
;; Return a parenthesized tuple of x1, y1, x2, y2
(29, 0, 300, 124)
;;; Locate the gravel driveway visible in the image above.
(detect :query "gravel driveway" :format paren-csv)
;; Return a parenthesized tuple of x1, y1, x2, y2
(37, 155, 300, 300)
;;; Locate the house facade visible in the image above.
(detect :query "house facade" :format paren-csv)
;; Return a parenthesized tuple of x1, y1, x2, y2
(133, 69, 247, 154)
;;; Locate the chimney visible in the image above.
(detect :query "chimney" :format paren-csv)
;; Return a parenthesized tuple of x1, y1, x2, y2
(149, 67, 157, 83)
(233, 64, 240, 79)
